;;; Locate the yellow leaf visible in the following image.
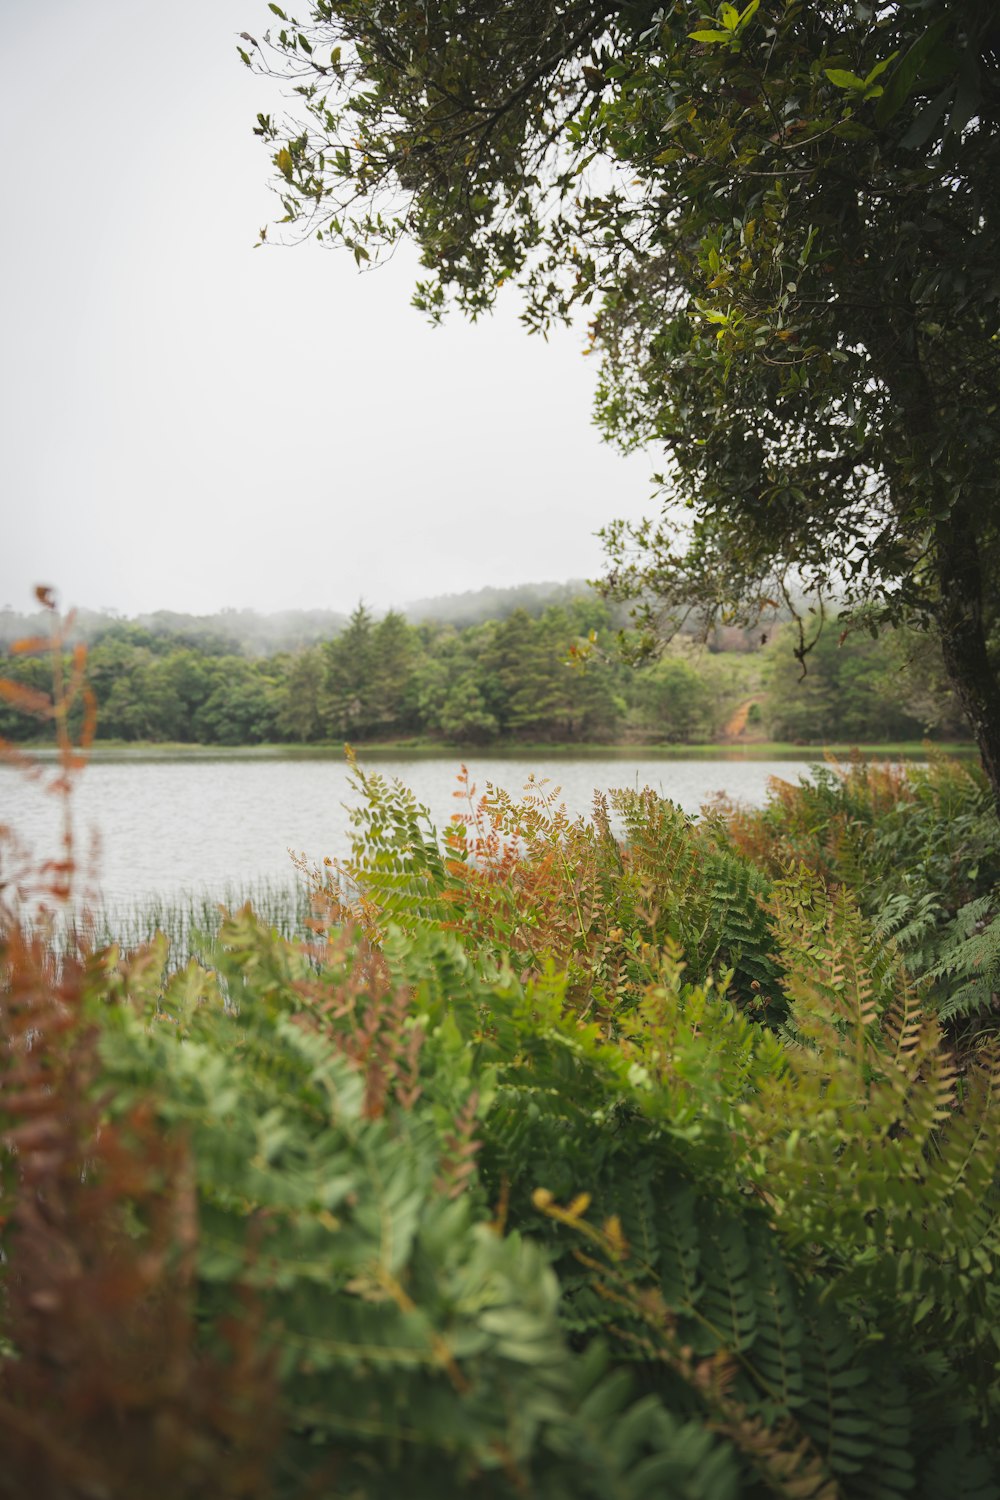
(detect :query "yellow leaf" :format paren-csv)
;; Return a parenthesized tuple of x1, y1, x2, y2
(603, 1215, 628, 1255)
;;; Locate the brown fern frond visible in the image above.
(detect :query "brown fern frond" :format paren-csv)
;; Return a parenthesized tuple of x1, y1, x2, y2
(435, 1090, 481, 1200)
(0, 932, 280, 1499)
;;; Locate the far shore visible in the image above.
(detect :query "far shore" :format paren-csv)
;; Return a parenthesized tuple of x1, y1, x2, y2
(6, 739, 978, 763)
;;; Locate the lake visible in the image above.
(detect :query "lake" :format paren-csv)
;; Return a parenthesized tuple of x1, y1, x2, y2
(1, 749, 823, 905)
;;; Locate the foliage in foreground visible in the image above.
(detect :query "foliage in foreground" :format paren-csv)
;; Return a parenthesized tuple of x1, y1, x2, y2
(2, 750, 1000, 1497)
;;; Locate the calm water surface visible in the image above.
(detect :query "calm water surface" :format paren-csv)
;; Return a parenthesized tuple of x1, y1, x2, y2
(1, 752, 818, 905)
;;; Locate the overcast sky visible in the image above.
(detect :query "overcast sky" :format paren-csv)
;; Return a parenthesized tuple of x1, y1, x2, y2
(0, 0, 655, 618)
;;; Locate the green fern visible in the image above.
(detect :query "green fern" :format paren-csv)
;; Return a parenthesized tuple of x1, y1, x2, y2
(84, 916, 754, 1499)
(7, 754, 999, 1495)
(929, 902, 1000, 1024)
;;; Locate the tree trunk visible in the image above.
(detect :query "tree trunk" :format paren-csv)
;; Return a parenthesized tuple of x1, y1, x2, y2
(934, 516, 1000, 812)
(861, 307, 1000, 810)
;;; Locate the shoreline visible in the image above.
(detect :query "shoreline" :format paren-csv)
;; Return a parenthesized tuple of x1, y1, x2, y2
(4, 739, 978, 764)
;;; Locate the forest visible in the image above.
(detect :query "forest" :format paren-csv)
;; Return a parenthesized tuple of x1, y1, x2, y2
(2, 3, 1000, 1499)
(0, 595, 969, 748)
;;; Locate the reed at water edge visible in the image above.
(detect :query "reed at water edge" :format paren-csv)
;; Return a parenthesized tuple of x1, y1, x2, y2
(59, 876, 320, 964)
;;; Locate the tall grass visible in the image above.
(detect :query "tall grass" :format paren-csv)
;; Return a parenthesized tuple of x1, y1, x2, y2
(79, 877, 317, 964)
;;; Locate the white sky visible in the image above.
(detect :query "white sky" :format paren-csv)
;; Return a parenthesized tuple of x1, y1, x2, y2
(0, 0, 654, 617)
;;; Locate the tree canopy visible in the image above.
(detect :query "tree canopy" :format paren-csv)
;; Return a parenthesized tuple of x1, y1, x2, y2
(244, 1, 1000, 794)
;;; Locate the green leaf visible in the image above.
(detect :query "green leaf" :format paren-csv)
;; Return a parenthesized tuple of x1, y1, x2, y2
(824, 68, 866, 91)
(863, 52, 897, 88)
(276, 147, 294, 179)
(875, 18, 951, 126)
(899, 84, 953, 149)
(689, 29, 731, 44)
(267, 3, 287, 16)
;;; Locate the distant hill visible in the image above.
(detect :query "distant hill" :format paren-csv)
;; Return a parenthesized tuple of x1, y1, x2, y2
(0, 575, 826, 659)
(403, 579, 598, 628)
(129, 608, 352, 656)
(0, 606, 118, 651)
(0, 582, 604, 656)
(0, 606, 349, 657)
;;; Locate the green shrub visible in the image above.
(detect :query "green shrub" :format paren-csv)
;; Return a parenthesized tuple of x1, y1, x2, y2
(710, 755, 1000, 1041)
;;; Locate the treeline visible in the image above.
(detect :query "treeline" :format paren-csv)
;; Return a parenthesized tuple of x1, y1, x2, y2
(0, 598, 968, 747)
